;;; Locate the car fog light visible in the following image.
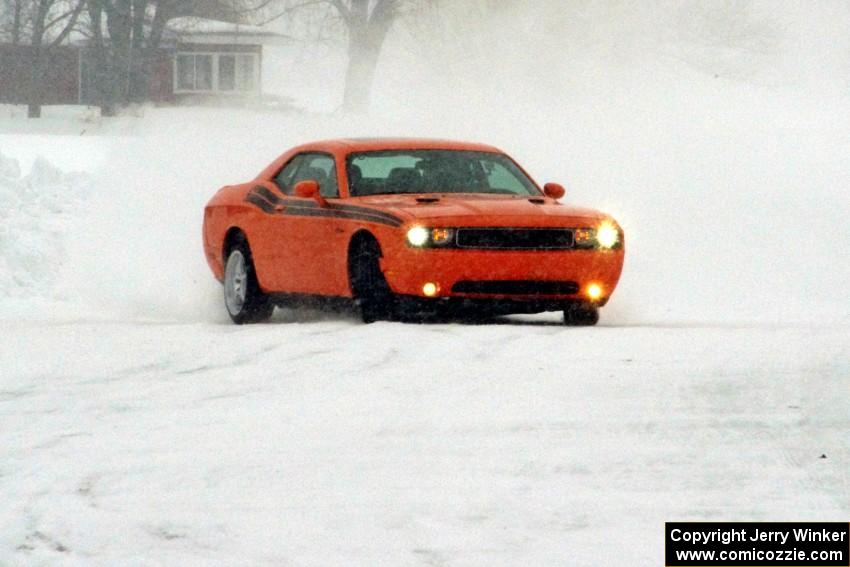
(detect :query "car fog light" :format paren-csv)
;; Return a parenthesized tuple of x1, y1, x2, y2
(422, 282, 439, 297)
(431, 228, 453, 245)
(586, 283, 603, 300)
(407, 226, 430, 247)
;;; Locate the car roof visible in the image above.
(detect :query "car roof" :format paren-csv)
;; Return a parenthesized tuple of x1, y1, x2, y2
(292, 138, 505, 154)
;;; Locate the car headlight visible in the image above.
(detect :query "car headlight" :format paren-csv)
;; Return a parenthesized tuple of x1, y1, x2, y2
(574, 222, 621, 249)
(406, 227, 454, 247)
(406, 226, 430, 247)
(596, 222, 620, 249)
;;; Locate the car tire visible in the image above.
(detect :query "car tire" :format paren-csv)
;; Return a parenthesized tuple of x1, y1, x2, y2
(350, 237, 395, 323)
(563, 304, 600, 326)
(223, 240, 273, 324)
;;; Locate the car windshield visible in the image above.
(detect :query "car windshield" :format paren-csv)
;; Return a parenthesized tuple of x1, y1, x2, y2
(346, 150, 541, 197)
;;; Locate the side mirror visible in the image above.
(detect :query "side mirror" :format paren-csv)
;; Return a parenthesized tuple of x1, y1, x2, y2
(543, 182, 566, 200)
(293, 180, 326, 206)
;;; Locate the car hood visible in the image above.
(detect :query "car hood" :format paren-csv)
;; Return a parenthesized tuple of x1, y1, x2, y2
(349, 193, 610, 226)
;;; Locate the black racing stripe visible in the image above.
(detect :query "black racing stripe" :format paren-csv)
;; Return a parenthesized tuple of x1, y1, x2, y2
(253, 185, 284, 205)
(253, 185, 402, 224)
(332, 203, 402, 225)
(284, 206, 403, 227)
(251, 184, 402, 223)
(245, 193, 276, 214)
(247, 185, 402, 226)
(283, 206, 402, 227)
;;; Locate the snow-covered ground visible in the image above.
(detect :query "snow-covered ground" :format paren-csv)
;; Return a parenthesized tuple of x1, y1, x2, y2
(2, 3, 850, 564)
(2, 318, 848, 566)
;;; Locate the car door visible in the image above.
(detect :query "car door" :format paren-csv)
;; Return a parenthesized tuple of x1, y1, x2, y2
(266, 152, 348, 295)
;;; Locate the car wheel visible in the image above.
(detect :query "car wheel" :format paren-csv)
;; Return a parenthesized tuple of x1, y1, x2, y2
(563, 304, 599, 326)
(224, 241, 273, 324)
(350, 237, 394, 323)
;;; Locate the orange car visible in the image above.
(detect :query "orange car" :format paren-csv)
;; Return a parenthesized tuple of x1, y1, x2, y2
(203, 138, 624, 325)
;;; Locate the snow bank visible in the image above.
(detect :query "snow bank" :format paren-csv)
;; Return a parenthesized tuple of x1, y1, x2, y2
(0, 152, 90, 308)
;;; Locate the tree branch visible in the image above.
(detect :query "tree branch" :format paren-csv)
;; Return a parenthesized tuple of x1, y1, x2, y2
(256, 0, 334, 26)
(48, 0, 84, 45)
(328, 0, 349, 22)
(42, 3, 79, 31)
(227, 0, 279, 18)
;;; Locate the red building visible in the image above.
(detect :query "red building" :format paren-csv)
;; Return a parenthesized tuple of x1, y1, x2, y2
(0, 19, 288, 107)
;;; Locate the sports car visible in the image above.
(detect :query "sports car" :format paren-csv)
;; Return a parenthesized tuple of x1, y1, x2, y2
(202, 138, 625, 325)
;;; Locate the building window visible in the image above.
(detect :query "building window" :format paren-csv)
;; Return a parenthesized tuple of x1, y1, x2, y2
(218, 55, 236, 91)
(176, 54, 195, 90)
(196, 55, 212, 89)
(176, 54, 213, 91)
(237, 54, 255, 91)
(174, 52, 258, 94)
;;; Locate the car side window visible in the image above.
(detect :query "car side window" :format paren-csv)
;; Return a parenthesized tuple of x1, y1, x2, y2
(273, 155, 303, 195)
(292, 154, 339, 198)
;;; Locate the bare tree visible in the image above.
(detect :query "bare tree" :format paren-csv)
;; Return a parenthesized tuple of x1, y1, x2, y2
(26, 0, 85, 117)
(332, 0, 399, 113)
(270, 0, 406, 113)
(1, 0, 86, 116)
(0, 0, 30, 43)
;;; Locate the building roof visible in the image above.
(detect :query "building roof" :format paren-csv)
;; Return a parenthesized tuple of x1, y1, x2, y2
(166, 17, 291, 46)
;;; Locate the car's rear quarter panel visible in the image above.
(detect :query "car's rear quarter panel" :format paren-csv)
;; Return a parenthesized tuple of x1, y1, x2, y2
(204, 180, 403, 298)
(203, 183, 274, 284)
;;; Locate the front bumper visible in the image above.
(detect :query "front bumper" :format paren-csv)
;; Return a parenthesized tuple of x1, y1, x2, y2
(391, 294, 604, 319)
(379, 245, 625, 304)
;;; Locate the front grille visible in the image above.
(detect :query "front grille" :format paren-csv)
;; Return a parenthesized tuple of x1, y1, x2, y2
(455, 228, 574, 250)
(452, 280, 580, 296)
